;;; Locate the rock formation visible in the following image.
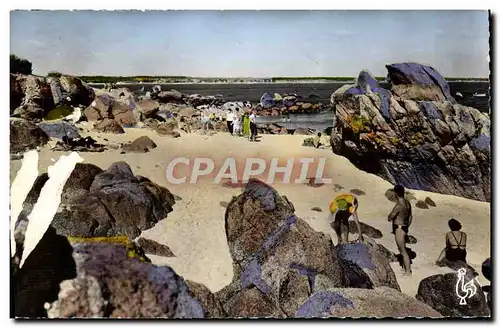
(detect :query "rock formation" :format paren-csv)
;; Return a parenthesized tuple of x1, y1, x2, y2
(10, 74, 94, 119)
(416, 272, 490, 317)
(215, 179, 429, 318)
(330, 63, 490, 202)
(10, 119, 49, 153)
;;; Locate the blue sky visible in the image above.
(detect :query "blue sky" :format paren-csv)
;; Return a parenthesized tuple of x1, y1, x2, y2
(10, 10, 490, 77)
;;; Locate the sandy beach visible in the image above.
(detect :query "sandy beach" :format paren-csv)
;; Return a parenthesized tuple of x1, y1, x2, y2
(10, 127, 491, 298)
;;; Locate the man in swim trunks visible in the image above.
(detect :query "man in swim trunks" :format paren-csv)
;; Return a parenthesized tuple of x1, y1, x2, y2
(388, 184, 413, 276)
(329, 193, 363, 244)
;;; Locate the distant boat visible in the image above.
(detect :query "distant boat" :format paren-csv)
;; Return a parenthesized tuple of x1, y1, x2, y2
(473, 92, 487, 97)
(456, 92, 463, 98)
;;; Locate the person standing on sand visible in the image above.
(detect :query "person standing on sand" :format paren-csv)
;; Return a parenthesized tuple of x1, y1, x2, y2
(329, 193, 364, 244)
(226, 110, 235, 135)
(201, 111, 210, 131)
(242, 112, 251, 138)
(388, 184, 413, 276)
(249, 110, 258, 141)
(232, 112, 242, 136)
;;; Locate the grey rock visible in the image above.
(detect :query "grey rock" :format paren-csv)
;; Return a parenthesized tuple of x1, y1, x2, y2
(10, 119, 49, 153)
(38, 121, 80, 139)
(416, 272, 490, 317)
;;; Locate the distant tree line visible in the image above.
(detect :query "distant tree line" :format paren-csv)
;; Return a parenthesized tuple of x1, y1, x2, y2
(10, 54, 33, 75)
(77, 76, 189, 83)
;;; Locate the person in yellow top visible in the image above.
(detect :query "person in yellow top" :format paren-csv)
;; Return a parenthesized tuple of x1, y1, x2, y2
(329, 193, 363, 244)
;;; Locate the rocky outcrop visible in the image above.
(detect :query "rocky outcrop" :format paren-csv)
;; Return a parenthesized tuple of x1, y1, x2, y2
(11, 75, 54, 119)
(12, 226, 77, 318)
(136, 99, 160, 119)
(416, 272, 490, 317)
(186, 280, 226, 318)
(84, 90, 137, 126)
(49, 75, 95, 108)
(93, 119, 125, 134)
(216, 179, 401, 318)
(22, 162, 175, 240)
(335, 241, 400, 291)
(10, 119, 49, 153)
(11, 74, 94, 119)
(330, 64, 490, 202)
(45, 241, 204, 318)
(297, 287, 441, 318)
(258, 93, 326, 116)
(385, 62, 455, 103)
(156, 121, 181, 137)
(38, 121, 81, 139)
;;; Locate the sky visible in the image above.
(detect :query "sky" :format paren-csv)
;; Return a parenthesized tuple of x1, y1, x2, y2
(10, 10, 490, 77)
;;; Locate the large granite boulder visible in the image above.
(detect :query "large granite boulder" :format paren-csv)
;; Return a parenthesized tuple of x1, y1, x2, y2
(416, 272, 490, 317)
(84, 90, 137, 126)
(10, 74, 24, 113)
(93, 119, 125, 134)
(335, 241, 400, 291)
(12, 226, 77, 318)
(216, 180, 345, 317)
(185, 280, 226, 318)
(136, 99, 160, 119)
(84, 93, 114, 121)
(45, 241, 204, 318)
(385, 62, 455, 103)
(156, 89, 184, 103)
(260, 93, 276, 109)
(295, 287, 442, 318)
(11, 74, 55, 119)
(12, 225, 211, 318)
(61, 163, 104, 203)
(332, 70, 391, 120)
(330, 65, 490, 202)
(49, 75, 95, 108)
(216, 179, 401, 318)
(23, 162, 175, 240)
(11, 74, 94, 119)
(10, 119, 49, 153)
(38, 121, 81, 139)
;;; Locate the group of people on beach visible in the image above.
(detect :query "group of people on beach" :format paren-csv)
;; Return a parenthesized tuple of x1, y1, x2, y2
(225, 109, 258, 141)
(330, 185, 469, 276)
(200, 105, 259, 141)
